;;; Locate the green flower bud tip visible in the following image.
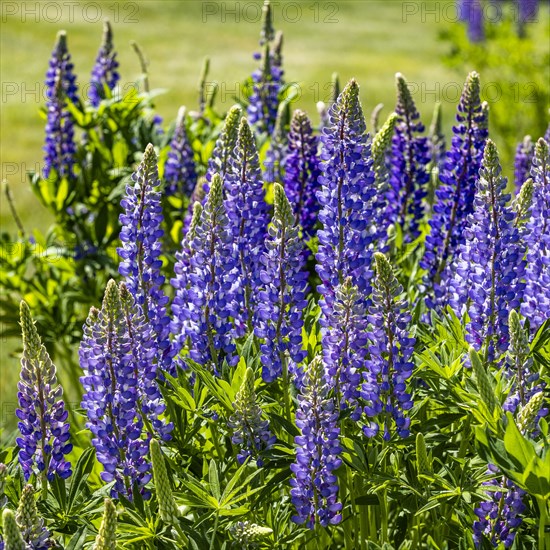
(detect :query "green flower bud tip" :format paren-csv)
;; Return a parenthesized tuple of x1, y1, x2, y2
(20, 301, 42, 358)
(150, 439, 179, 525)
(2, 508, 26, 550)
(16, 484, 43, 542)
(273, 183, 295, 228)
(517, 392, 544, 434)
(93, 498, 117, 550)
(415, 433, 431, 475)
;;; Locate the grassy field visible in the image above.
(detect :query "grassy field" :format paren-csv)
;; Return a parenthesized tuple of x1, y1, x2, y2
(0, 0, 548, 431)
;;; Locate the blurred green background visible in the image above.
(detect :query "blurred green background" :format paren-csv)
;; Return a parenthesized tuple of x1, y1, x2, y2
(1, 0, 549, 430)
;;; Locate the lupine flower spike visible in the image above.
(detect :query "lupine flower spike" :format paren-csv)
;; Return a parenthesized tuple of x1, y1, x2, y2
(118, 143, 173, 371)
(283, 110, 322, 238)
(89, 20, 120, 106)
(450, 140, 526, 362)
(43, 31, 78, 179)
(514, 135, 534, 192)
(371, 112, 398, 189)
(290, 357, 342, 528)
(361, 253, 415, 440)
(2, 509, 26, 550)
(387, 73, 430, 241)
(228, 367, 275, 465)
(521, 138, 550, 331)
(255, 183, 309, 383)
(80, 280, 152, 499)
(264, 100, 290, 184)
(93, 499, 117, 550)
(17, 301, 72, 484)
(15, 485, 49, 550)
(164, 107, 198, 196)
(150, 439, 179, 524)
(422, 72, 488, 308)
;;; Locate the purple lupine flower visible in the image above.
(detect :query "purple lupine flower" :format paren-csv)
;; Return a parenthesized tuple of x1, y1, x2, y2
(174, 174, 241, 372)
(521, 138, 550, 331)
(164, 107, 197, 196)
(422, 72, 488, 308)
(386, 73, 430, 241)
(80, 280, 152, 500)
(89, 20, 119, 107)
(290, 357, 342, 529)
(119, 284, 173, 442)
(225, 118, 269, 330)
(171, 201, 203, 360)
(514, 135, 534, 192)
(361, 253, 415, 440)
(464, 0, 485, 42)
(263, 100, 289, 184)
(316, 79, 380, 319)
(228, 367, 275, 466)
(247, 24, 284, 135)
(16, 302, 72, 482)
(118, 144, 173, 372)
(182, 176, 207, 237)
(255, 183, 308, 383)
(284, 110, 322, 238)
(322, 278, 367, 419)
(473, 469, 526, 548)
(43, 31, 78, 179)
(450, 140, 526, 362)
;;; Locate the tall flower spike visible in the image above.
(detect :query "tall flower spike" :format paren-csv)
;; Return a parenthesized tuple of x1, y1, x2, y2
(15, 485, 49, 550)
(175, 173, 240, 371)
(118, 143, 173, 372)
(164, 107, 198, 196)
(514, 135, 534, 192)
(89, 20, 119, 107)
(422, 72, 488, 308)
(513, 178, 534, 229)
(322, 278, 367, 419)
(521, 138, 550, 331)
(2, 509, 26, 550)
(387, 73, 430, 241)
(428, 102, 446, 168)
(283, 110, 322, 238)
(225, 118, 269, 329)
(79, 280, 151, 499)
(198, 57, 210, 115)
(43, 31, 78, 179)
(361, 253, 415, 440)
(290, 357, 342, 529)
(260, 0, 275, 45)
(372, 112, 398, 189)
(255, 183, 309, 383)
(150, 440, 179, 524)
(228, 367, 275, 465)
(16, 301, 72, 483)
(93, 499, 117, 550)
(316, 79, 380, 322)
(263, 100, 290, 184)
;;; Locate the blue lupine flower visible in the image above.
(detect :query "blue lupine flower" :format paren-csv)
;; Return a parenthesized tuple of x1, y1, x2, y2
(449, 140, 526, 362)
(316, 79, 381, 320)
(16, 302, 72, 482)
(514, 135, 534, 192)
(361, 253, 415, 440)
(174, 174, 241, 372)
(225, 118, 269, 330)
(79, 280, 152, 500)
(263, 100, 289, 184)
(422, 72, 488, 308)
(118, 144, 173, 372)
(164, 107, 198, 196)
(462, 0, 485, 42)
(255, 183, 308, 383)
(228, 367, 276, 466)
(89, 20, 119, 107)
(387, 73, 430, 241)
(322, 278, 367, 419)
(283, 110, 322, 238)
(290, 357, 342, 529)
(43, 31, 78, 179)
(521, 138, 550, 331)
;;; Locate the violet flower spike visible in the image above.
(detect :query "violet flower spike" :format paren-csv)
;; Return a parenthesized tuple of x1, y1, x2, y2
(513, 135, 534, 193)
(89, 20, 120, 107)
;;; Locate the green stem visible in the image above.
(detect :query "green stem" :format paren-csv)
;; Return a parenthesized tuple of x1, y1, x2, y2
(282, 355, 292, 428)
(538, 497, 549, 550)
(378, 490, 388, 544)
(209, 512, 220, 550)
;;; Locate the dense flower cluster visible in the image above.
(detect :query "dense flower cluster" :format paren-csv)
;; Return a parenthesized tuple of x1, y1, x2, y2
(263, 101, 289, 184)
(284, 110, 322, 238)
(387, 73, 430, 241)
(290, 357, 342, 529)
(15, 485, 50, 550)
(118, 144, 173, 370)
(16, 302, 72, 482)
(43, 31, 78, 179)
(164, 107, 198, 196)
(255, 183, 309, 383)
(514, 135, 534, 192)
(361, 253, 415, 440)
(89, 20, 120, 107)
(422, 72, 488, 307)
